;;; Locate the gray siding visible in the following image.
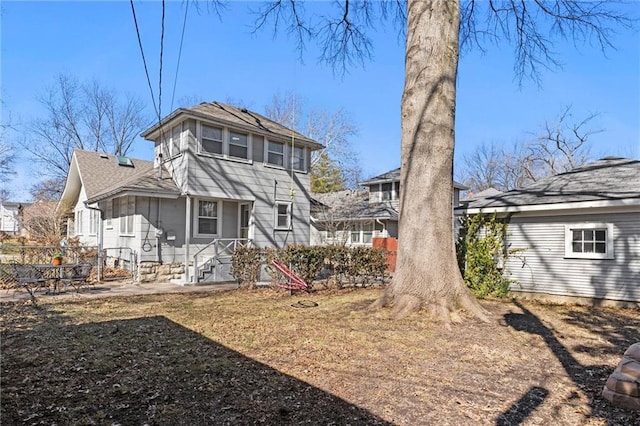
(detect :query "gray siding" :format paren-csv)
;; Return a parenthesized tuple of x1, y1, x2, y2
(504, 211, 639, 302)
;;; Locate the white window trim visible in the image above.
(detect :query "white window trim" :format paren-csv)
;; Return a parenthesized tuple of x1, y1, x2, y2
(198, 122, 253, 163)
(88, 209, 99, 236)
(265, 140, 286, 169)
(349, 221, 374, 245)
(274, 201, 292, 230)
(564, 223, 614, 260)
(194, 198, 221, 238)
(238, 202, 253, 240)
(75, 209, 83, 236)
(105, 201, 113, 230)
(290, 145, 307, 172)
(119, 196, 135, 236)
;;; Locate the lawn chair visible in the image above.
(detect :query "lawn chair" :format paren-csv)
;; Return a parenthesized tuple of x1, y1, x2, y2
(8, 263, 48, 301)
(60, 263, 94, 293)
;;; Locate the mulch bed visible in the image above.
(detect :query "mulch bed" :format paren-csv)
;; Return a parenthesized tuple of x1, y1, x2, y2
(1, 288, 638, 425)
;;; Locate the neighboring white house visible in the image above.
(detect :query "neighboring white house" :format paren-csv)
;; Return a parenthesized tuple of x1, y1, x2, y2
(59, 101, 323, 283)
(0, 201, 29, 235)
(456, 157, 640, 306)
(311, 168, 468, 246)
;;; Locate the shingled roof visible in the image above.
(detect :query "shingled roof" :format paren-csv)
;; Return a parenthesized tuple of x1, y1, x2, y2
(60, 150, 180, 207)
(359, 167, 469, 190)
(457, 157, 640, 212)
(141, 101, 323, 150)
(311, 189, 398, 222)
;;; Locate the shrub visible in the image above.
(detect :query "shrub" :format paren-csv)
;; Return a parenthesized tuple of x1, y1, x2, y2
(231, 246, 262, 288)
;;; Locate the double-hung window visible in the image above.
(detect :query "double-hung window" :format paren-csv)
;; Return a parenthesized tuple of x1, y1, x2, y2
(267, 141, 285, 167)
(381, 183, 393, 201)
(275, 202, 291, 230)
(350, 222, 374, 244)
(89, 210, 99, 235)
(201, 124, 224, 155)
(564, 223, 614, 259)
(229, 131, 248, 159)
(171, 124, 182, 156)
(119, 196, 135, 235)
(75, 210, 83, 236)
(105, 201, 113, 230)
(196, 199, 219, 237)
(291, 146, 305, 171)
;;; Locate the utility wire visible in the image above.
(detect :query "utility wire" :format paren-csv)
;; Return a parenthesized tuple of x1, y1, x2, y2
(170, 0, 189, 111)
(158, 0, 165, 121)
(129, 0, 159, 118)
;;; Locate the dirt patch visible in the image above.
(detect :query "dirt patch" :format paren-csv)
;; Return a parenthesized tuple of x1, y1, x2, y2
(1, 288, 638, 425)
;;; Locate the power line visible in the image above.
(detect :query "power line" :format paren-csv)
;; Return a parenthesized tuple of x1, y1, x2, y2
(158, 0, 165, 121)
(170, 0, 190, 111)
(129, 0, 159, 119)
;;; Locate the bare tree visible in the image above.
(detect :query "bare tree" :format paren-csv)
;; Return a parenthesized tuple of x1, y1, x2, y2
(462, 107, 599, 193)
(264, 92, 361, 189)
(245, 0, 630, 324)
(24, 74, 148, 194)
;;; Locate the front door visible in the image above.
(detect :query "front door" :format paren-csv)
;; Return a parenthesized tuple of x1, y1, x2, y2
(239, 203, 251, 240)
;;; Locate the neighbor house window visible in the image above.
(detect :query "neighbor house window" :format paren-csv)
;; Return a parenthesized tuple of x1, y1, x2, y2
(119, 196, 135, 235)
(381, 183, 393, 201)
(75, 210, 83, 236)
(201, 124, 223, 155)
(195, 199, 219, 237)
(105, 201, 113, 230)
(267, 141, 285, 167)
(89, 210, 99, 235)
(564, 223, 614, 260)
(291, 146, 305, 171)
(275, 202, 291, 230)
(229, 131, 248, 159)
(350, 222, 374, 244)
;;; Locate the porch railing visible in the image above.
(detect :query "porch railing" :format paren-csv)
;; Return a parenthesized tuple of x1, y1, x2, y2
(193, 238, 253, 283)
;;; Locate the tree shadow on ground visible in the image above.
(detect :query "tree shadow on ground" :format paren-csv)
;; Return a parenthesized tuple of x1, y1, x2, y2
(500, 300, 639, 426)
(2, 308, 391, 425)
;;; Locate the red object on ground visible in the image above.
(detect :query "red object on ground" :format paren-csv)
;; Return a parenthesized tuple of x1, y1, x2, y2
(372, 237, 398, 272)
(271, 260, 307, 291)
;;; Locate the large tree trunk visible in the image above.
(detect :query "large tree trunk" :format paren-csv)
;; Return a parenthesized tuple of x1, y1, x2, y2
(374, 0, 487, 324)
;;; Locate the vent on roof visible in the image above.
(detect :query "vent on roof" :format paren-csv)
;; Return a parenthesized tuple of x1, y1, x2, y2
(99, 153, 109, 159)
(117, 156, 134, 167)
(241, 108, 248, 113)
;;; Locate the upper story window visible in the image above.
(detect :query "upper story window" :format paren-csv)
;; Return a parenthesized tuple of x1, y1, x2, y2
(381, 183, 393, 201)
(171, 125, 181, 156)
(201, 124, 223, 155)
(291, 146, 305, 171)
(564, 223, 614, 260)
(267, 141, 285, 167)
(229, 131, 248, 160)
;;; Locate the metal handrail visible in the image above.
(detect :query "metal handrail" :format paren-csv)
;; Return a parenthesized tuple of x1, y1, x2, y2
(193, 238, 253, 283)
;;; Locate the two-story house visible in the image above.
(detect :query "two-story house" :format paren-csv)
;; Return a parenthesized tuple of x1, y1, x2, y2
(59, 101, 323, 283)
(311, 168, 467, 246)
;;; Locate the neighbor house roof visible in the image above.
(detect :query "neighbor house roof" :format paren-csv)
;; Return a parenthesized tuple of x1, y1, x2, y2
(311, 189, 398, 222)
(141, 101, 324, 150)
(359, 167, 469, 190)
(59, 150, 180, 209)
(457, 157, 640, 214)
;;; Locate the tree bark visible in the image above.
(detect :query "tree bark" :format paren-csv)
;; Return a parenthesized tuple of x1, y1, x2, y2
(374, 0, 487, 324)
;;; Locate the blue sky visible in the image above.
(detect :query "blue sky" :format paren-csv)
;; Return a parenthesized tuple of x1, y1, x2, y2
(2, 1, 639, 201)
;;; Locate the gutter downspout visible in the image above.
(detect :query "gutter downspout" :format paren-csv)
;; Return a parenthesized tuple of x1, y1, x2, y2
(375, 218, 387, 239)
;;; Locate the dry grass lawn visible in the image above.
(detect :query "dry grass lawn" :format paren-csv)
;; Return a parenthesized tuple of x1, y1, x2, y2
(1, 287, 639, 425)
